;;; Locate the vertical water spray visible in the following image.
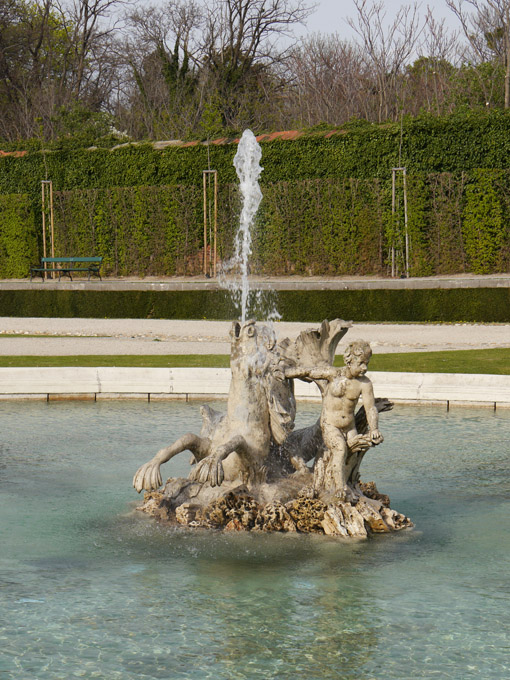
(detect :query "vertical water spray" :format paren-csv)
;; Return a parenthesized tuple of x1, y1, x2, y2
(232, 130, 263, 322)
(220, 129, 280, 322)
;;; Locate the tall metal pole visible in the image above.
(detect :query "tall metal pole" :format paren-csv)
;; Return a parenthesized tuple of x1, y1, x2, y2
(42, 180, 54, 278)
(391, 167, 409, 278)
(391, 169, 396, 278)
(403, 168, 409, 278)
(41, 181, 47, 278)
(49, 180, 55, 259)
(203, 171, 208, 276)
(213, 171, 218, 277)
(203, 169, 218, 277)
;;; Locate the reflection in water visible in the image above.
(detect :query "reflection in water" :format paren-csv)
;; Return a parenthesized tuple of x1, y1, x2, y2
(189, 539, 378, 676)
(0, 401, 509, 679)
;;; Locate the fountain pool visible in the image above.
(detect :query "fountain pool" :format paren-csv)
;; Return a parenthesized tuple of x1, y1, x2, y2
(1, 401, 509, 679)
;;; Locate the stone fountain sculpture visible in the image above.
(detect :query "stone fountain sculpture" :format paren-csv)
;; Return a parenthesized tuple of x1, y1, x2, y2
(133, 318, 413, 537)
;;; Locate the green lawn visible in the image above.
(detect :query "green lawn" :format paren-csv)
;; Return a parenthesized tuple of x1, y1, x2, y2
(0, 348, 509, 374)
(364, 348, 510, 374)
(0, 354, 231, 368)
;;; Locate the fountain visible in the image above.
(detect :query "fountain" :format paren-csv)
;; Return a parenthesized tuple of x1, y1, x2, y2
(232, 129, 263, 322)
(133, 131, 413, 537)
(219, 129, 280, 322)
(133, 318, 412, 536)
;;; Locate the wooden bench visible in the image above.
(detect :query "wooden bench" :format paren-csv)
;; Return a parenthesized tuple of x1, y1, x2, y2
(30, 257, 103, 281)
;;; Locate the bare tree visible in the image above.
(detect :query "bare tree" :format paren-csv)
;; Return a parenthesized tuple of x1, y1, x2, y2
(0, 0, 126, 141)
(202, 0, 312, 69)
(347, 0, 424, 122)
(125, 0, 203, 59)
(119, 0, 314, 137)
(447, 0, 510, 107)
(52, 0, 125, 98)
(118, 0, 205, 139)
(199, 0, 314, 128)
(402, 11, 460, 116)
(283, 33, 372, 126)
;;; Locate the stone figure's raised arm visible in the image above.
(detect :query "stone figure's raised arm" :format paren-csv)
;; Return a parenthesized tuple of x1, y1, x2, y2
(283, 364, 337, 381)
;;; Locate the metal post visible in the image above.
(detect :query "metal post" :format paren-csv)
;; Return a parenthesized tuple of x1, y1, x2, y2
(403, 167, 409, 278)
(49, 180, 54, 259)
(41, 182, 47, 278)
(391, 169, 396, 278)
(41, 181, 54, 279)
(203, 172, 208, 276)
(213, 171, 218, 277)
(203, 169, 218, 277)
(391, 167, 409, 278)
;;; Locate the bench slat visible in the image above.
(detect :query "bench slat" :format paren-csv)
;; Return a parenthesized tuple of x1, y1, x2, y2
(41, 257, 102, 263)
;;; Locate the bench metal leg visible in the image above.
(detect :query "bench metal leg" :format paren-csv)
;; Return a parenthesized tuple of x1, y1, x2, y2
(30, 270, 45, 282)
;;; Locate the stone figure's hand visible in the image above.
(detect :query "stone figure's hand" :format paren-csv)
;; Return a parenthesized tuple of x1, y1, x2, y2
(348, 434, 372, 454)
(190, 454, 225, 487)
(133, 459, 162, 493)
(370, 429, 384, 445)
(272, 366, 285, 381)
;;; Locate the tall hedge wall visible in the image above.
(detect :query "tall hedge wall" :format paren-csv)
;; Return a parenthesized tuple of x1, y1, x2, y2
(1, 112, 510, 278)
(42, 171, 510, 277)
(0, 194, 38, 277)
(1, 170, 510, 278)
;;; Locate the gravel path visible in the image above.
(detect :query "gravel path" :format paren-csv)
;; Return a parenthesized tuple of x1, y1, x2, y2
(1, 318, 509, 355)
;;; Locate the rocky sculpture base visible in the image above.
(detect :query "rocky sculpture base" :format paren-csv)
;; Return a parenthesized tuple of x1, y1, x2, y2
(136, 477, 413, 538)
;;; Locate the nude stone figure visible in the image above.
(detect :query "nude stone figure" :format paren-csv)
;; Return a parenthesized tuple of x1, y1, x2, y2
(284, 340, 383, 499)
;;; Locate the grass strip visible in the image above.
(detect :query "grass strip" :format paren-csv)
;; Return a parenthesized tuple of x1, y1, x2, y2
(0, 348, 509, 374)
(0, 354, 231, 368)
(364, 348, 510, 375)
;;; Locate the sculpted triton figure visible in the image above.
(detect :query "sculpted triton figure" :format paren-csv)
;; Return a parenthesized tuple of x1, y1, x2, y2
(133, 319, 295, 493)
(282, 340, 383, 499)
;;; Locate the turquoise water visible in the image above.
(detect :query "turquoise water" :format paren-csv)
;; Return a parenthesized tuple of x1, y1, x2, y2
(1, 401, 509, 679)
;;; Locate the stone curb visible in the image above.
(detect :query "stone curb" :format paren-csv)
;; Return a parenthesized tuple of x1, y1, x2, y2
(1, 367, 509, 408)
(2, 276, 510, 291)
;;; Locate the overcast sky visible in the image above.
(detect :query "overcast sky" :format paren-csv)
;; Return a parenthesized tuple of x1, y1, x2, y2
(294, 0, 459, 40)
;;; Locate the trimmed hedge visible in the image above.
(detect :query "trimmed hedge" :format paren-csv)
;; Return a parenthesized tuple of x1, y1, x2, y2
(2, 171, 510, 278)
(51, 171, 510, 277)
(0, 194, 38, 277)
(1, 288, 508, 322)
(2, 112, 510, 197)
(2, 112, 510, 279)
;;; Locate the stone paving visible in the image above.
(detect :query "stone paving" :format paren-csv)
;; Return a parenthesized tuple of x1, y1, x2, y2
(1, 317, 509, 356)
(1, 274, 509, 356)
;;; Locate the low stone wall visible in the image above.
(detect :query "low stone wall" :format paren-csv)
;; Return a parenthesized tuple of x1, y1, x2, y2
(0, 367, 509, 407)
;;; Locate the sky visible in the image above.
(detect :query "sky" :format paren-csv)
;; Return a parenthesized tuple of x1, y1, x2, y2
(294, 0, 459, 41)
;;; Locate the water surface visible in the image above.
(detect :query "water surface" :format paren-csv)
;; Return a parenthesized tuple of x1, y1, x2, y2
(1, 401, 509, 679)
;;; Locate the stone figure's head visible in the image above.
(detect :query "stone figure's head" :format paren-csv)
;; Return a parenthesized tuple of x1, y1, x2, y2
(231, 320, 276, 352)
(343, 340, 372, 377)
(231, 319, 257, 353)
(230, 320, 277, 370)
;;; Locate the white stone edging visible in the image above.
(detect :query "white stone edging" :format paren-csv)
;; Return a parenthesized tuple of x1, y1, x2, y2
(0, 367, 509, 407)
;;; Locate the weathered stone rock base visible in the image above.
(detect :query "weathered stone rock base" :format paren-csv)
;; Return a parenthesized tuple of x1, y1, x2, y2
(136, 480, 413, 538)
